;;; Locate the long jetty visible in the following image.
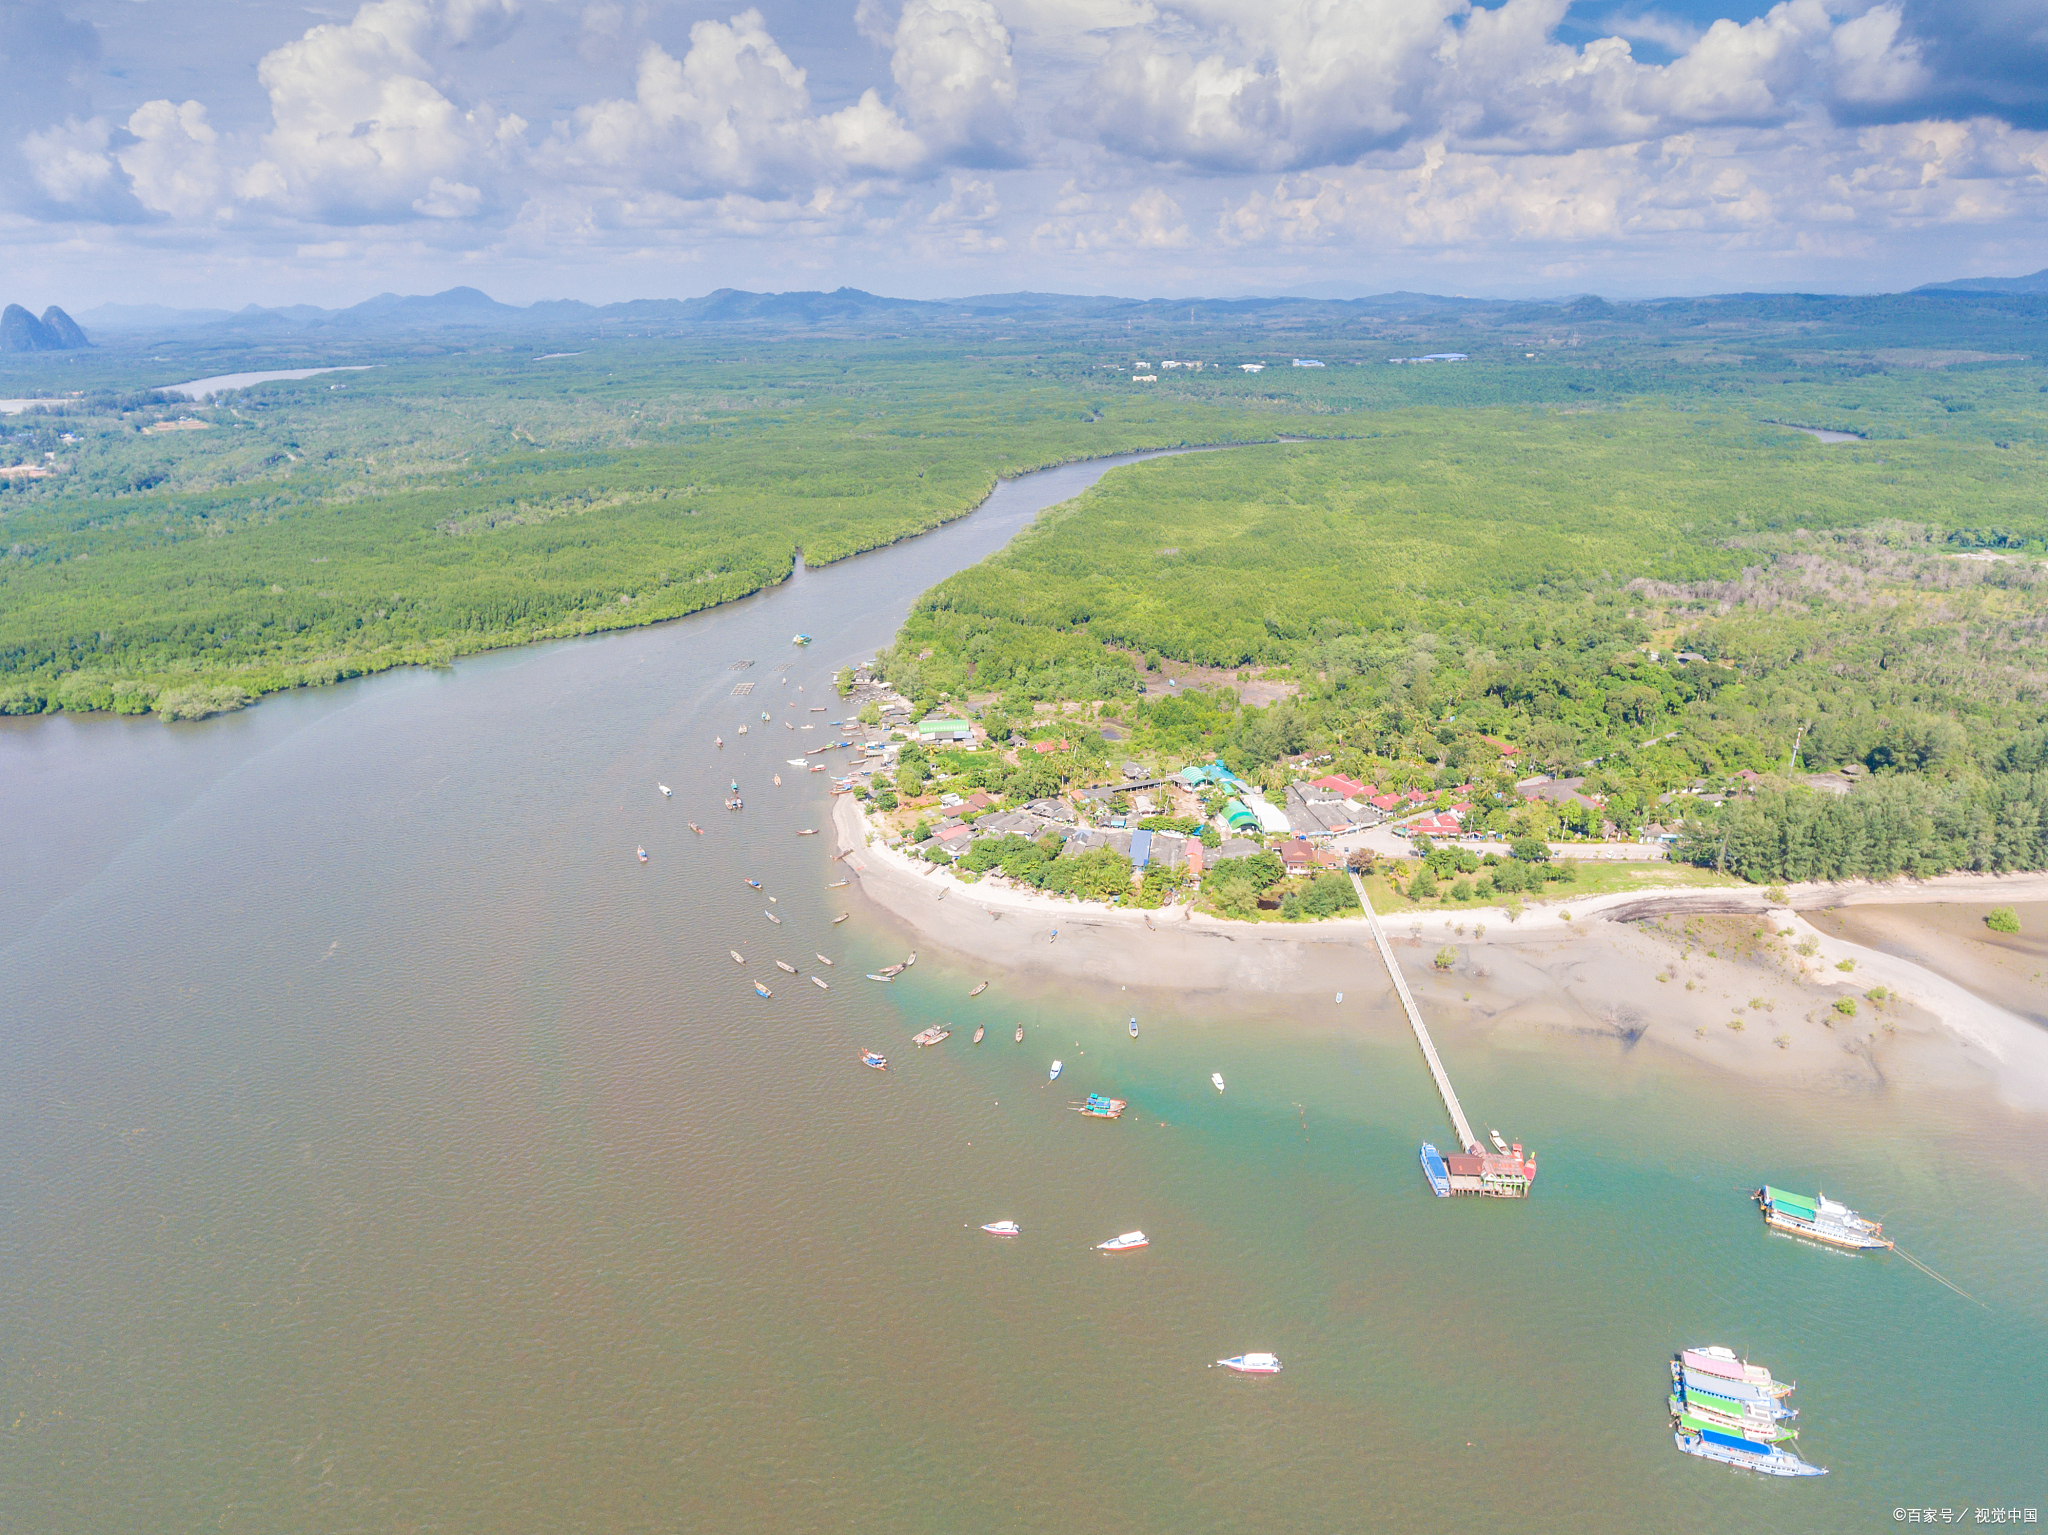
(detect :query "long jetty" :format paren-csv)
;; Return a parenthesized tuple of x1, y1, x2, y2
(1348, 871, 1478, 1154)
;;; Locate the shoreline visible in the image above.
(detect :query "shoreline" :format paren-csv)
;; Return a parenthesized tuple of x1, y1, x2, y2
(834, 794, 2048, 1111)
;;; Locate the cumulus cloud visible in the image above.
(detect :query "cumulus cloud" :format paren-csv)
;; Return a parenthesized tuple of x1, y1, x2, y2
(119, 101, 229, 220)
(888, 0, 1022, 164)
(546, 10, 924, 201)
(241, 0, 526, 221)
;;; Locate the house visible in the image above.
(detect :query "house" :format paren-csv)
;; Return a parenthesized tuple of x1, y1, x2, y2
(1402, 812, 1467, 840)
(1121, 760, 1145, 779)
(1216, 838, 1261, 860)
(1275, 840, 1314, 872)
(1185, 839, 1205, 877)
(935, 824, 975, 853)
(1308, 773, 1369, 799)
(1371, 792, 1401, 813)
(1130, 829, 1153, 869)
(1148, 831, 1188, 870)
(1239, 363, 1265, 373)
(1480, 735, 1519, 758)
(1023, 796, 1076, 822)
(1221, 798, 1261, 833)
(917, 717, 972, 743)
(962, 790, 995, 813)
(1291, 358, 1325, 368)
(1283, 782, 1360, 836)
(1029, 738, 1070, 754)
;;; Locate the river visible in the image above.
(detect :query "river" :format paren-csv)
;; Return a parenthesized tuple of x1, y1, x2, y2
(1, 452, 2043, 1533)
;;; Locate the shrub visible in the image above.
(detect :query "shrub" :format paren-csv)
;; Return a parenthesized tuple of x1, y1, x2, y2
(1986, 907, 2020, 934)
(1833, 997, 1857, 1017)
(1835, 957, 1856, 972)
(1433, 946, 1456, 970)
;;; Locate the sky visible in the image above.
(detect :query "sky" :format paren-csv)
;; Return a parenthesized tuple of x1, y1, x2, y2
(4, 0, 2046, 310)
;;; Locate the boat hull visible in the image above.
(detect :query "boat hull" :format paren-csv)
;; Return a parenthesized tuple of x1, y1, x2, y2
(1762, 1209, 1892, 1251)
(1673, 1432, 1825, 1477)
(1419, 1142, 1451, 1198)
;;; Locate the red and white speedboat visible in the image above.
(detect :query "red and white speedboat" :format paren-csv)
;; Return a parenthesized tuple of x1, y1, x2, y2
(980, 1221, 1021, 1237)
(1096, 1231, 1148, 1253)
(1216, 1353, 1282, 1375)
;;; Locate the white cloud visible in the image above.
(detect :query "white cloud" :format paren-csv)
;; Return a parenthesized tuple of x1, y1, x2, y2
(889, 0, 1021, 162)
(242, 0, 526, 220)
(119, 101, 227, 220)
(20, 115, 121, 208)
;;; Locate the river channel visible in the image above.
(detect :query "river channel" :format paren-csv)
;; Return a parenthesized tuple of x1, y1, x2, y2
(2, 451, 2043, 1533)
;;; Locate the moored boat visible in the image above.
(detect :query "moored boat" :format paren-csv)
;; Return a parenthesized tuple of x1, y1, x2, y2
(746, 879, 761, 888)
(658, 783, 671, 797)
(969, 981, 988, 997)
(1013, 1025, 1023, 1043)
(726, 795, 743, 810)
(904, 952, 917, 966)
(860, 1049, 887, 1071)
(833, 913, 849, 924)
(972, 1025, 985, 1044)
(1095, 1231, 1147, 1252)
(636, 846, 647, 863)
(775, 960, 796, 974)
(827, 879, 848, 889)
(689, 822, 704, 834)
(1682, 1347, 1795, 1397)
(753, 982, 772, 998)
(816, 953, 833, 965)
(1755, 1186, 1892, 1251)
(1216, 1353, 1282, 1375)
(1075, 1094, 1127, 1119)
(1670, 1398, 1797, 1444)
(1490, 1129, 1510, 1154)
(877, 963, 905, 977)
(812, 976, 829, 989)
(1673, 1430, 1825, 1477)
(866, 973, 892, 982)
(765, 911, 782, 924)
(1419, 1142, 1451, 1198)
(730, 950, 744, 964)
(715, 736, 723, 747)
(1128, 1017, 1138, 1038)
(772, 773, 780, 785)
(980, 1220, 1020, 1236)
(797, 828, 817, 836)
(1210, 1073, 1226, 1093)
(1048, 1059, 1062, 1081)
(912, 1026, 951, 1047)
(738, 725, 748, 734)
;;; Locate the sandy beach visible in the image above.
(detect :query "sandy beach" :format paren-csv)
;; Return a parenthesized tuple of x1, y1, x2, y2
(834, 795, 2048, 1112)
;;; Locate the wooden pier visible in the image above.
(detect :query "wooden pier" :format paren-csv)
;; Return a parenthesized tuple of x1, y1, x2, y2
(1349, 871, 1479, 1154)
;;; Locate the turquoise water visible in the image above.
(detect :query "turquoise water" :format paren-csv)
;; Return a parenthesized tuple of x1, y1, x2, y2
(1, 454, 2042, 1532)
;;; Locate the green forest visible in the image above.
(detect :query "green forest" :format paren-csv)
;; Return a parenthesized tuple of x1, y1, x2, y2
(4, 290, 2046, 893)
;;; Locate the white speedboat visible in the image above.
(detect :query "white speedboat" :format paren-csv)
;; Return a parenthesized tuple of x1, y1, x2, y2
(1216, 1353, 1282, 1375)
(1049, 1060, 1063, 1082)
(980, 1220, 1021, 1237)
(1096, 1231, 1148, 1252)
(658, 783, 671, 797)
(1211, 1073, 1226, 1093)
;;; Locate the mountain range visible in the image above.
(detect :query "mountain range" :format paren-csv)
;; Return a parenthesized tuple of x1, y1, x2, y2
(1, 304, 91, 351)
(58, 269, 2048, 340)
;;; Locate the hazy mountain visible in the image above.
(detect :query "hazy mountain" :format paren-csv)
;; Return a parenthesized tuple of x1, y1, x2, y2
(1914, 268, 2048, 294)
(0, 304, 91, 350)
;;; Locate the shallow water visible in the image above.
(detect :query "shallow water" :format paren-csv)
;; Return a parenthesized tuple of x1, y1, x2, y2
(2, 450, 2043, 1533)
(160, 365, 374, 399)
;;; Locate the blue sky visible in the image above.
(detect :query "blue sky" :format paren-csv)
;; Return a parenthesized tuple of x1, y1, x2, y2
(5, 0, 2045, 309)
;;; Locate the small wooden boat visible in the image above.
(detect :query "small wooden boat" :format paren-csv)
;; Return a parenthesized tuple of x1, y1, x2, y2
(912, 1026, 951, 1047)
(726, 795, 743, 810)
(762, 712, 771, 721)
(730, 950, 744, 964)
(775, 960, 797, 974)
(904, 952, 917, 967)
(809, 764, 826, 773)
(796, 828, 817, 837)
(1075, 1094, 1127, 1119)
(860, 1048, 887, 1071)
(826, 881, 848, 889)
(658, 783, 671, 797)
(688, 822, 704, 835)
(1211, 1073, 1226, 1094)
(636, 846, 647, 863)
(773, 774, 782, 786)
(737, 725, 748, 734)
(767, 895, 777, 903)
(866, 973, 891, 982)
(877, 963, 905, 978)
(815, 953, 833, 966)
(785, 722, 795, 730)
(969, 981, 988, 997)
(1048, 1060, 1062, 1082)
(1095, 1231, 1147, 1253)
(980, 1220, 1020, 1236)
(746, 879, 761, 888)
(812, 976, 829, 990)
(764, 911, 781, 924)
(716, 736, 724, 747)
(809, 706, 826, 712)
(753, 982, 772, 998)
(1014, 1025, 1024, 1043)
(1216, 1353, 1282, 1375)
(833, 913, 849, 924)
(972, 1025, 985, 1044)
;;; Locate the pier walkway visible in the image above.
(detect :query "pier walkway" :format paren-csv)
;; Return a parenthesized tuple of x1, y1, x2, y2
(1348, 872, 1479, 1154)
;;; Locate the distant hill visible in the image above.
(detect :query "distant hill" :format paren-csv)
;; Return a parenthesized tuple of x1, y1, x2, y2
(1914, 268, 2048, 294)
(0, 304, 91, 351)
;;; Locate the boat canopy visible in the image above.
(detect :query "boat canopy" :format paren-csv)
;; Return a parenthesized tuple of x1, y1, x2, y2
(1764, 1186, 1819, 1218)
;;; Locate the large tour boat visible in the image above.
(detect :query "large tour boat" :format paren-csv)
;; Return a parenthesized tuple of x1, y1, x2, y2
(1755, 1185, 1892, 1251)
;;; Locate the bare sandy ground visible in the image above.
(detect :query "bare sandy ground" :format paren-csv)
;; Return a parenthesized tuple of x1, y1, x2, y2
(833, 796, 2048, 1112)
